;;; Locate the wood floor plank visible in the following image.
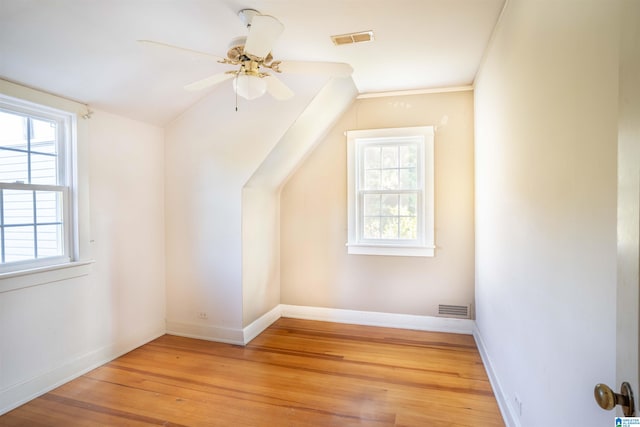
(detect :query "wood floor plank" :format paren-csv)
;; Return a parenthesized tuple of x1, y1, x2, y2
(0, 318, 505, 426)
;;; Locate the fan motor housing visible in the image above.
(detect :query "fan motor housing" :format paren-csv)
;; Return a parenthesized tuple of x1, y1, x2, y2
(227, 36, 246, 61)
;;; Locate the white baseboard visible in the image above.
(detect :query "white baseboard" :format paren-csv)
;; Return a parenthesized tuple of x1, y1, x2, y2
(243, 305, 282, 344)
(165, 320, 244, 345)
(235, 304, 475, 345)
(165, 306, 283, 347)
(280, 304, 475, 334)
(0, 327, 165, 416)
(473, 325, 520, 427)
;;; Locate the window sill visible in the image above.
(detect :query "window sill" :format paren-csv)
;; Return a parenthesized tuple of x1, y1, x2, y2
(347, 243, 435, 257)
(0, 260, 94, 293)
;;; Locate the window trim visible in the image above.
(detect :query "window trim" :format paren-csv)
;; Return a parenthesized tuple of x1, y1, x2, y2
(0, 259, 93, 292)
(347, 126, 435, 257)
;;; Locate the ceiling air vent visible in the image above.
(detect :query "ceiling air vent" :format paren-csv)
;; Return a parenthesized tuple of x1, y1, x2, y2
(438, 304, 471, 319)
(331, 30, 374, 46)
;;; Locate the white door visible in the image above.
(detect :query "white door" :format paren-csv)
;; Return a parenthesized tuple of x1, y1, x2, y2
(613, 0, 640, 418)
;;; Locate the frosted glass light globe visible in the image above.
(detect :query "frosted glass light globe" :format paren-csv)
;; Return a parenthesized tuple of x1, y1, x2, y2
(233, 74, 267, 100)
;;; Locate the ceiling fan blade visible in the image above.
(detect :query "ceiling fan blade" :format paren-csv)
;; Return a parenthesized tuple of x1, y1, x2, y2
(275, 60, 354, 77)
(184, 72, 235, 92)
(265, 74, 294, 100)
(243, 15, 284, 59)
(138, 39, 225, 62)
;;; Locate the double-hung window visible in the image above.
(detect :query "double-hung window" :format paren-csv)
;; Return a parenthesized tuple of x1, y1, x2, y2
(347, 126, 435, 257)
(0, 95, 74, 273)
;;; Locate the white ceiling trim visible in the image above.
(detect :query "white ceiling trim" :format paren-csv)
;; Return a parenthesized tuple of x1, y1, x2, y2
(357, 85, 473, 99)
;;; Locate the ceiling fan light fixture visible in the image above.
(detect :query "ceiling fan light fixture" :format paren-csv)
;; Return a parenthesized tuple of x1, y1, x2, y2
(233, 73, 267, 100)
(142, 9, 353, 103)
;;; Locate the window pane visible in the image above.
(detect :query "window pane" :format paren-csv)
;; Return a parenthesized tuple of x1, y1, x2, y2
(381, 146, 398, 168)
(3, 190, 34, 225)
(31, 118, 57, 152)
(380, 217, 399, 239)
(399, 217, 417, 240)
(363, 217, 380, 239)
(400, 144, 417, 167)
(0, 112, 29, 183)
(381, 194, 399, 216)
(31, 119, 58, 185)
(0, 149, 28, 183)
(31, 153, 57, 185)
(399, 194, 417, 216)
(0, 111, 27, 150)
(399, 168, 417, 189)
(381, 169, 398, 190)
(4, 225, 35, 262)
(363, 194, 381, 216)
(36, 191, 63, 223)
(364, 170, 380, 189)
(37, 224, 64, 258)
(363, 146, 380, 169)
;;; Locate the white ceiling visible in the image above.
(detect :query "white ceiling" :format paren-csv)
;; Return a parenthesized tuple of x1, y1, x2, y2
(0, 0, 505, 126)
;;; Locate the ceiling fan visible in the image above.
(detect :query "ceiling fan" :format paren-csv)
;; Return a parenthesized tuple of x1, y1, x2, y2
(139, 8, 353, 101)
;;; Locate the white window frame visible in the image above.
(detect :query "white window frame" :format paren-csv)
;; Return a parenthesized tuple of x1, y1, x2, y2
(347, 126, 435, 257)
(0, 79, 94, 294)
(0, 81, 92, 293)
(0, 94, 77, 273)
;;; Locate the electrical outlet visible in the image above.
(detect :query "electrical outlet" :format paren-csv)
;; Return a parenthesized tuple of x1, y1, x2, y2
(198, 312, 208, 320)
(514, 395, 523, 417)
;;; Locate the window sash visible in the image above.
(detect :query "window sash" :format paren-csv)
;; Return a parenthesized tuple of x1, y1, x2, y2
(0, 183, 70, 271)
(357, 141, 422, 192)
(0, 108, 67, 187)
(356, 190, 423, 245)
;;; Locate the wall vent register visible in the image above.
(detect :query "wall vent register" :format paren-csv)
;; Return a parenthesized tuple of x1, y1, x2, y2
(438, 304, 470, 319)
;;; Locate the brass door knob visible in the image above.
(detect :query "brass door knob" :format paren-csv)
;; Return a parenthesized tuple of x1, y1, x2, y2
(594, 382, 635, 416)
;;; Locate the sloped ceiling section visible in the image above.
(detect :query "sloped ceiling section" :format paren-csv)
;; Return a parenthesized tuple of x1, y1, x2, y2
(242, 77, 358, 327)
(0, 0, 505, 126)
(244, 77, 358, 190)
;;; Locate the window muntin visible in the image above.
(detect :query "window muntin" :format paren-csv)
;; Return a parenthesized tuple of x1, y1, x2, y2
(0, 99, 73, 272)
(347, 126, 434, 257)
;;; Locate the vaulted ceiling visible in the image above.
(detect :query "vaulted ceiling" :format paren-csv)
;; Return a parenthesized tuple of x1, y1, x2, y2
(0, 0, 505, 126)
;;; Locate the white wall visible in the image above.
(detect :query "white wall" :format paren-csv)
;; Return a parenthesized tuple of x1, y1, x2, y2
(281, 90, 475, 317)
(242, 187, 281, 328)
(88, 109, 166, 346)
(474, 1, 619, 425)
(164, 78, 331, 342)
(242, 78, 357, 329)
(0, 81, 166, 414)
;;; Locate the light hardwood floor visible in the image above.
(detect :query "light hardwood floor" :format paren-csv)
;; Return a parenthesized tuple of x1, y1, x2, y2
(0, 318, 505, 426)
